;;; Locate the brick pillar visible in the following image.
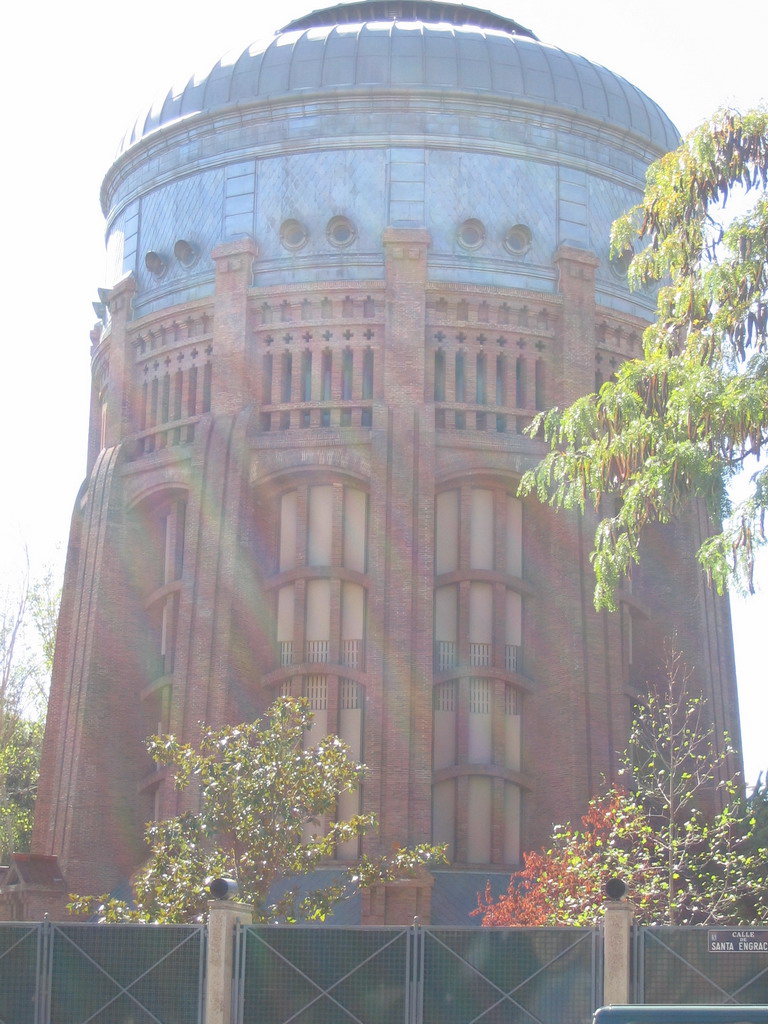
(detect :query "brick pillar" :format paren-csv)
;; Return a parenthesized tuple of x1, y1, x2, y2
(99, 272, 137, 452)
(553, 246, 599, 405)
(366, 228, 434, 889)
(210, 239, 258, 415)
(361, 867, 435, 925)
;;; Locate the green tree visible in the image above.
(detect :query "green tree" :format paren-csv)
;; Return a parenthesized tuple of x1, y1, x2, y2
(0, 559, 59, 861)
(0, 718, 44, 862)
(69, 697, 445, 923)
(520, 108, 768, 609)
(477, 653, 768, 926)
(474, 788, 662, 927)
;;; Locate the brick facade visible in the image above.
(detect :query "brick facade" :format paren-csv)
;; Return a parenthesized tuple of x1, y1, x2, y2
(22, 1, 740, 924)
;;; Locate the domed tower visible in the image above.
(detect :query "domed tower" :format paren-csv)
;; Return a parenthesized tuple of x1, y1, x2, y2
(31, 0, 738, 922)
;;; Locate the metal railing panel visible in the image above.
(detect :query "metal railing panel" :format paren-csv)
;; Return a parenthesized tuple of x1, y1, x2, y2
(639, 927, 768, 1005)
(0, 923, 42, 1024)
(421, 927, 599, 1024)
(238, 926, 412, 1024)
(47, 923, 204, 1024)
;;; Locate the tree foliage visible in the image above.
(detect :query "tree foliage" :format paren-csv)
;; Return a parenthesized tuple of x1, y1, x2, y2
(474, 789, 660, 927)
(520, 108, 768, 608)
(0, 560, 59, 862)
(69, 697, 445, 923)
(476, 653, 768, 926)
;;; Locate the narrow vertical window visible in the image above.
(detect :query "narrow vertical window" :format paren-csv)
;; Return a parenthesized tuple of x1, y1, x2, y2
(202, 362, 212, 413)
(362, 349, 373, 399)
(150, 378, 159, 427)
(262, 353, 273, 405)
(321, 350, 332, 426)
(515, 356, 526, 407)
(161, 374, 170, 425)
(174, 371, 183, 422)
(281, 352, 292, 403)
(495, 355, 505, 406)
(187, 365, 198, 442)
(301, 351, 312, 402)
(188, 365, 198, 417)
(342, 349, 353, 400)
(361, 348, 373, 426)
(300, 351, 311, 426)
(535, 359, 545, 410)
(455, 352, 465, 403)
(476, 353, 486, 405)
(434, 350, 445, 402)
(495, 354, 507, 432)
(341, 349, 353, 426)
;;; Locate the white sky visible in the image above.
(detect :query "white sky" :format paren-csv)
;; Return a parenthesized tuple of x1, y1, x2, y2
(0, 0, 765, 782)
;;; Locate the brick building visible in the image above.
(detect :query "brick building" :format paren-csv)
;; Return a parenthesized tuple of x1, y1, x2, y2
(23, 0, 739, 923)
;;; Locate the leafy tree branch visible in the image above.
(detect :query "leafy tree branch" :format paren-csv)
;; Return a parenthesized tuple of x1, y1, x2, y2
(476, 650, 768, 926)
(520, 108, 768, 608)
(69, 697, 445, 923)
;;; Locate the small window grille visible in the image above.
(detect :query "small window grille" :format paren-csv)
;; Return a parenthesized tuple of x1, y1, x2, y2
(469, 679, 492, 714)
(434, 680, 457, 712)
(340, 679, 361, 710)
(505, 685, 520, 716)
(304, 675, 327, 710)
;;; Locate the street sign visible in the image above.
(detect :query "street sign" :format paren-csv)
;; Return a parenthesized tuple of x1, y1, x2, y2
(708, 929, 768, 952)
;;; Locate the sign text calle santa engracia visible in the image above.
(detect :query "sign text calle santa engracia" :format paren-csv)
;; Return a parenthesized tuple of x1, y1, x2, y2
(708, 930, 768, 953)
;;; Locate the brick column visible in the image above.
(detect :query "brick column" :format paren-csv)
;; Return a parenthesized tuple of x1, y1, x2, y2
(368, 229, 434, 862)
(210, 239, 258, 415)
(553, 246, 599, 405)
(100, 273, 137, 450)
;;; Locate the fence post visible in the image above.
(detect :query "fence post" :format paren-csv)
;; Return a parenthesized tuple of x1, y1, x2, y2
(603, 900, 634, 1005)
(205, 900, 253, 1024)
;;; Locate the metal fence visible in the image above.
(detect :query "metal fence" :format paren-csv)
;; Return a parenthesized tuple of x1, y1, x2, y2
(636, 927, 768, 1005)
(0, 921, 205, 1024)
(235, 925, 600, 1024)
(8, 919, 768, 1024)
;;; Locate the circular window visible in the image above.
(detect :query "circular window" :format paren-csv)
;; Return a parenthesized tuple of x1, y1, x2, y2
(611, 243, 634, 277)
(174, 238, 199, 268)
(457, 219, 486, 251)
(280, 219, 309, 251)
(327, 216, 357, 248)
(504, 224, 532, 256)
(144, 251, 167, 278)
